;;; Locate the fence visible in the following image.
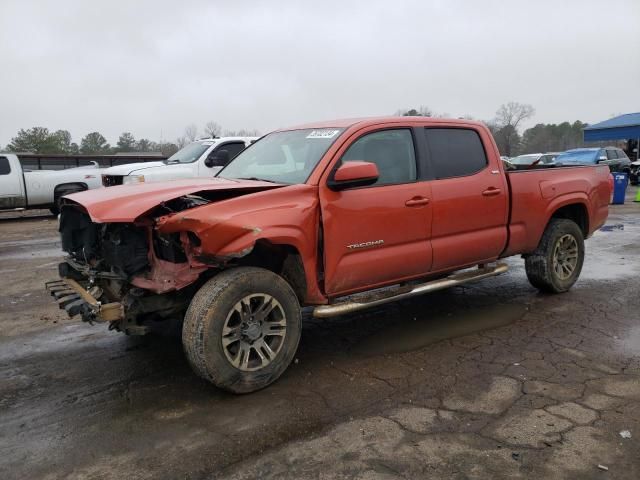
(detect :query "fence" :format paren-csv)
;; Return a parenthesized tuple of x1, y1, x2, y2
(18, 154, 167, 171)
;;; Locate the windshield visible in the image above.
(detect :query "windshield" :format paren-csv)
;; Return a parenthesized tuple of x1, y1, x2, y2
(166, 142, 213, 164)
(218, 128, 344, 184)
(555, 149, 599, 165)
(510, 154, 541, 165)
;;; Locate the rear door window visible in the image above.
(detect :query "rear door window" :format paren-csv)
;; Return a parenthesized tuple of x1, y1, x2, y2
(423, 128, 487, 179)
(606, 149, 619, 160)
(0, 156, 10, 175)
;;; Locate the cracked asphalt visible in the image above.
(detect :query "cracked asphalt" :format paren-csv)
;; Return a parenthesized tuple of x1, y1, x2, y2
(1, 188, 639, 479)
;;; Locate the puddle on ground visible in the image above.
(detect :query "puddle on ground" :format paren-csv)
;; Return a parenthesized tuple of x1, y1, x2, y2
(619, 325, 640, 356)
(0, 247, 63, 260)
(0, 237, 60, 248)
(581, 224, 640, 280)
(599, 223, 624, 232)
(0, 236, 62, 261)
(353, 303, 527, 356)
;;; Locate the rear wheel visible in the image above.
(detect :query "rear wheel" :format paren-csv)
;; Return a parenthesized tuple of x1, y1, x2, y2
(525, 219, 584, 293)
(182, 267, 301, 393)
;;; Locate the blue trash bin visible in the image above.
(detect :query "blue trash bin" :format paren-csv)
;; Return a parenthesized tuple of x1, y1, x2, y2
(612, 172, 628, 205)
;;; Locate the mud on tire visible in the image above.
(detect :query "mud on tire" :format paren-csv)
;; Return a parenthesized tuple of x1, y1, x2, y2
(525, 218, 585, 293)
(182, 267, 302, 394)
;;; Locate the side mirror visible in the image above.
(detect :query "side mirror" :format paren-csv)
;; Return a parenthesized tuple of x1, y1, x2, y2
(204, 149, 230, 168)
(328, 161, 379, 191)
(598, 155, 608, 163)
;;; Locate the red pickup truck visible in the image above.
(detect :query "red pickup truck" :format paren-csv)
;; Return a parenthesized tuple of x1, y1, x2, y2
(48, 117, 610, 393)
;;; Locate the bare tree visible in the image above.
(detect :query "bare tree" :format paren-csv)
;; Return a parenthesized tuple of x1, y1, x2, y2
(175, 136, 188, 149)
(495, 102, 535, 131)
(204, 121, 222, 138)
(184, 124, 198, 142)
(223, 128, 261, 137)
(493, 102, 535, 156)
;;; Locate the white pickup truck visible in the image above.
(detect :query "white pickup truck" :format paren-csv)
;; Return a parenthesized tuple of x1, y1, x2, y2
(101, 137, 257, 187)
(0, 153, 103, 214)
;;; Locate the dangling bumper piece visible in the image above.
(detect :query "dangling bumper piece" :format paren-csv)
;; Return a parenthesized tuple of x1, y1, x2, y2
(45, 278, 124, 323)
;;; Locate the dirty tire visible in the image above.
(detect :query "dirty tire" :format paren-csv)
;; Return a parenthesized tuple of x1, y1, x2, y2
(525, 218, 584, 293)
(182, 267, 301, 394)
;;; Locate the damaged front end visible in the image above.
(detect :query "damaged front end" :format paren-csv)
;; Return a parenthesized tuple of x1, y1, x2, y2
(45, 179, 315, 333)
(47, 201, 209, 335)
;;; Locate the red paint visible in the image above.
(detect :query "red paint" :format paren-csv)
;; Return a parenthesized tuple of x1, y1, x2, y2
(130, 229, 207, 294)
(64, 177, 282, 223)
(333, 161, 379, 182)
(68, 117, 610, 304)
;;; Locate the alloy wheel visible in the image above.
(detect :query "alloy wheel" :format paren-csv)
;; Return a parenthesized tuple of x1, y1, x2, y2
(221, 294, 287, 371)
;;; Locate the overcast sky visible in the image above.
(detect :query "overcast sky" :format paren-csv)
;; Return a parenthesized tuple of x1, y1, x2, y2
(1, 0, 639, 146)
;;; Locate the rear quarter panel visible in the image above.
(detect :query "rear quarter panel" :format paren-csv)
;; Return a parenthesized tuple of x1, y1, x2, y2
(503, 165, 610, 256)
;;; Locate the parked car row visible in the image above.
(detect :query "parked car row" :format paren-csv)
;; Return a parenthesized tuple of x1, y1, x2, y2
(507, 152, 560, 167)
(0, 137, 257, 213)
(2, 137, 636, 214)
(506, 146, 632, 175)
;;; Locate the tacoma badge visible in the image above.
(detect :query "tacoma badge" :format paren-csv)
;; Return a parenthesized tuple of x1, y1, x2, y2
(346, 240, 384, 250)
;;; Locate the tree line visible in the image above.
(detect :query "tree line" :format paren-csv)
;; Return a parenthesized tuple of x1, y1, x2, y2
(397, 102, 590, 157)
(5, 104, 593, 157)
(3, 122, 260, 157)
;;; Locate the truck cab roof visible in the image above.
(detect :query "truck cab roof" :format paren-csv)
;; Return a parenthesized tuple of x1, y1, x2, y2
(282, 116, 485, 131)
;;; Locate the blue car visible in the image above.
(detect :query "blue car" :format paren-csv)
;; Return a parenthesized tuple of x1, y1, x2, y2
(555, 147, 631, 173)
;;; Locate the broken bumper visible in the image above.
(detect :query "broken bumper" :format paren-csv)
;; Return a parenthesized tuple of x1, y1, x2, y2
(45, 278, 124, 323)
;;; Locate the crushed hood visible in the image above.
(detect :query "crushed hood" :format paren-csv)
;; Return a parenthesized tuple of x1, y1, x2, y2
(63, 177, 285, 222)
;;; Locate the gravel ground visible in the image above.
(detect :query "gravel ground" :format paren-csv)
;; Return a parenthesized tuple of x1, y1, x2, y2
(1, 190, 639, 479)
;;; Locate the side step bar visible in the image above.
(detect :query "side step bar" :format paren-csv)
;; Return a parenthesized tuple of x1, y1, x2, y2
(313, 263, 508, 318)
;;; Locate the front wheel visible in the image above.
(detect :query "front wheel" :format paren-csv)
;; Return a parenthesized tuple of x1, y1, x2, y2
(525, 219, 585, 293)
(182, 267, 302, 393)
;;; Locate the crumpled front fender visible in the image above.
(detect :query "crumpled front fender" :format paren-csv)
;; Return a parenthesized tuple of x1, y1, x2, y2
(155, 184, 326, 303)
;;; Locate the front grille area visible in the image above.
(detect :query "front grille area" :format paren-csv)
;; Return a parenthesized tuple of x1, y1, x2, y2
(102, 175, 124, 187)
(60, 207, 149, 277)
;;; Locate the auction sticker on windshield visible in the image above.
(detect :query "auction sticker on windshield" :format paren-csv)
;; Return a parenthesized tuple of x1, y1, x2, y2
(306, 129, 341, 139)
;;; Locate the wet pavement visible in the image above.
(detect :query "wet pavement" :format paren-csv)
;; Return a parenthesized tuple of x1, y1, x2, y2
(1, 191, 640, 479)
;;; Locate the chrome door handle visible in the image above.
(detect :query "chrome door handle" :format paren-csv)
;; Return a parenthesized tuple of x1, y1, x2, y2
(482, 187, 502, 197)
(405, 197, 430, 207)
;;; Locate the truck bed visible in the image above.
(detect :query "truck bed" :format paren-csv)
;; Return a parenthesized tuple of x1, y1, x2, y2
(502, 164, 611, 257)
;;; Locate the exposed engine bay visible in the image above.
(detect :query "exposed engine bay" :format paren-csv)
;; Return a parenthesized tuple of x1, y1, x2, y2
(54, 199, 212, 334)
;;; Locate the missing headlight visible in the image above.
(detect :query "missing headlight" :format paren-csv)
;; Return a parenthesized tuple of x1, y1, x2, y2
(153, 232, 187, 263)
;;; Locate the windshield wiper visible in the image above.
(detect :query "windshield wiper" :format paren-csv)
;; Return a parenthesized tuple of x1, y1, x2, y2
(164, 159, 180, 164)
(237, 177, 281, 184)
